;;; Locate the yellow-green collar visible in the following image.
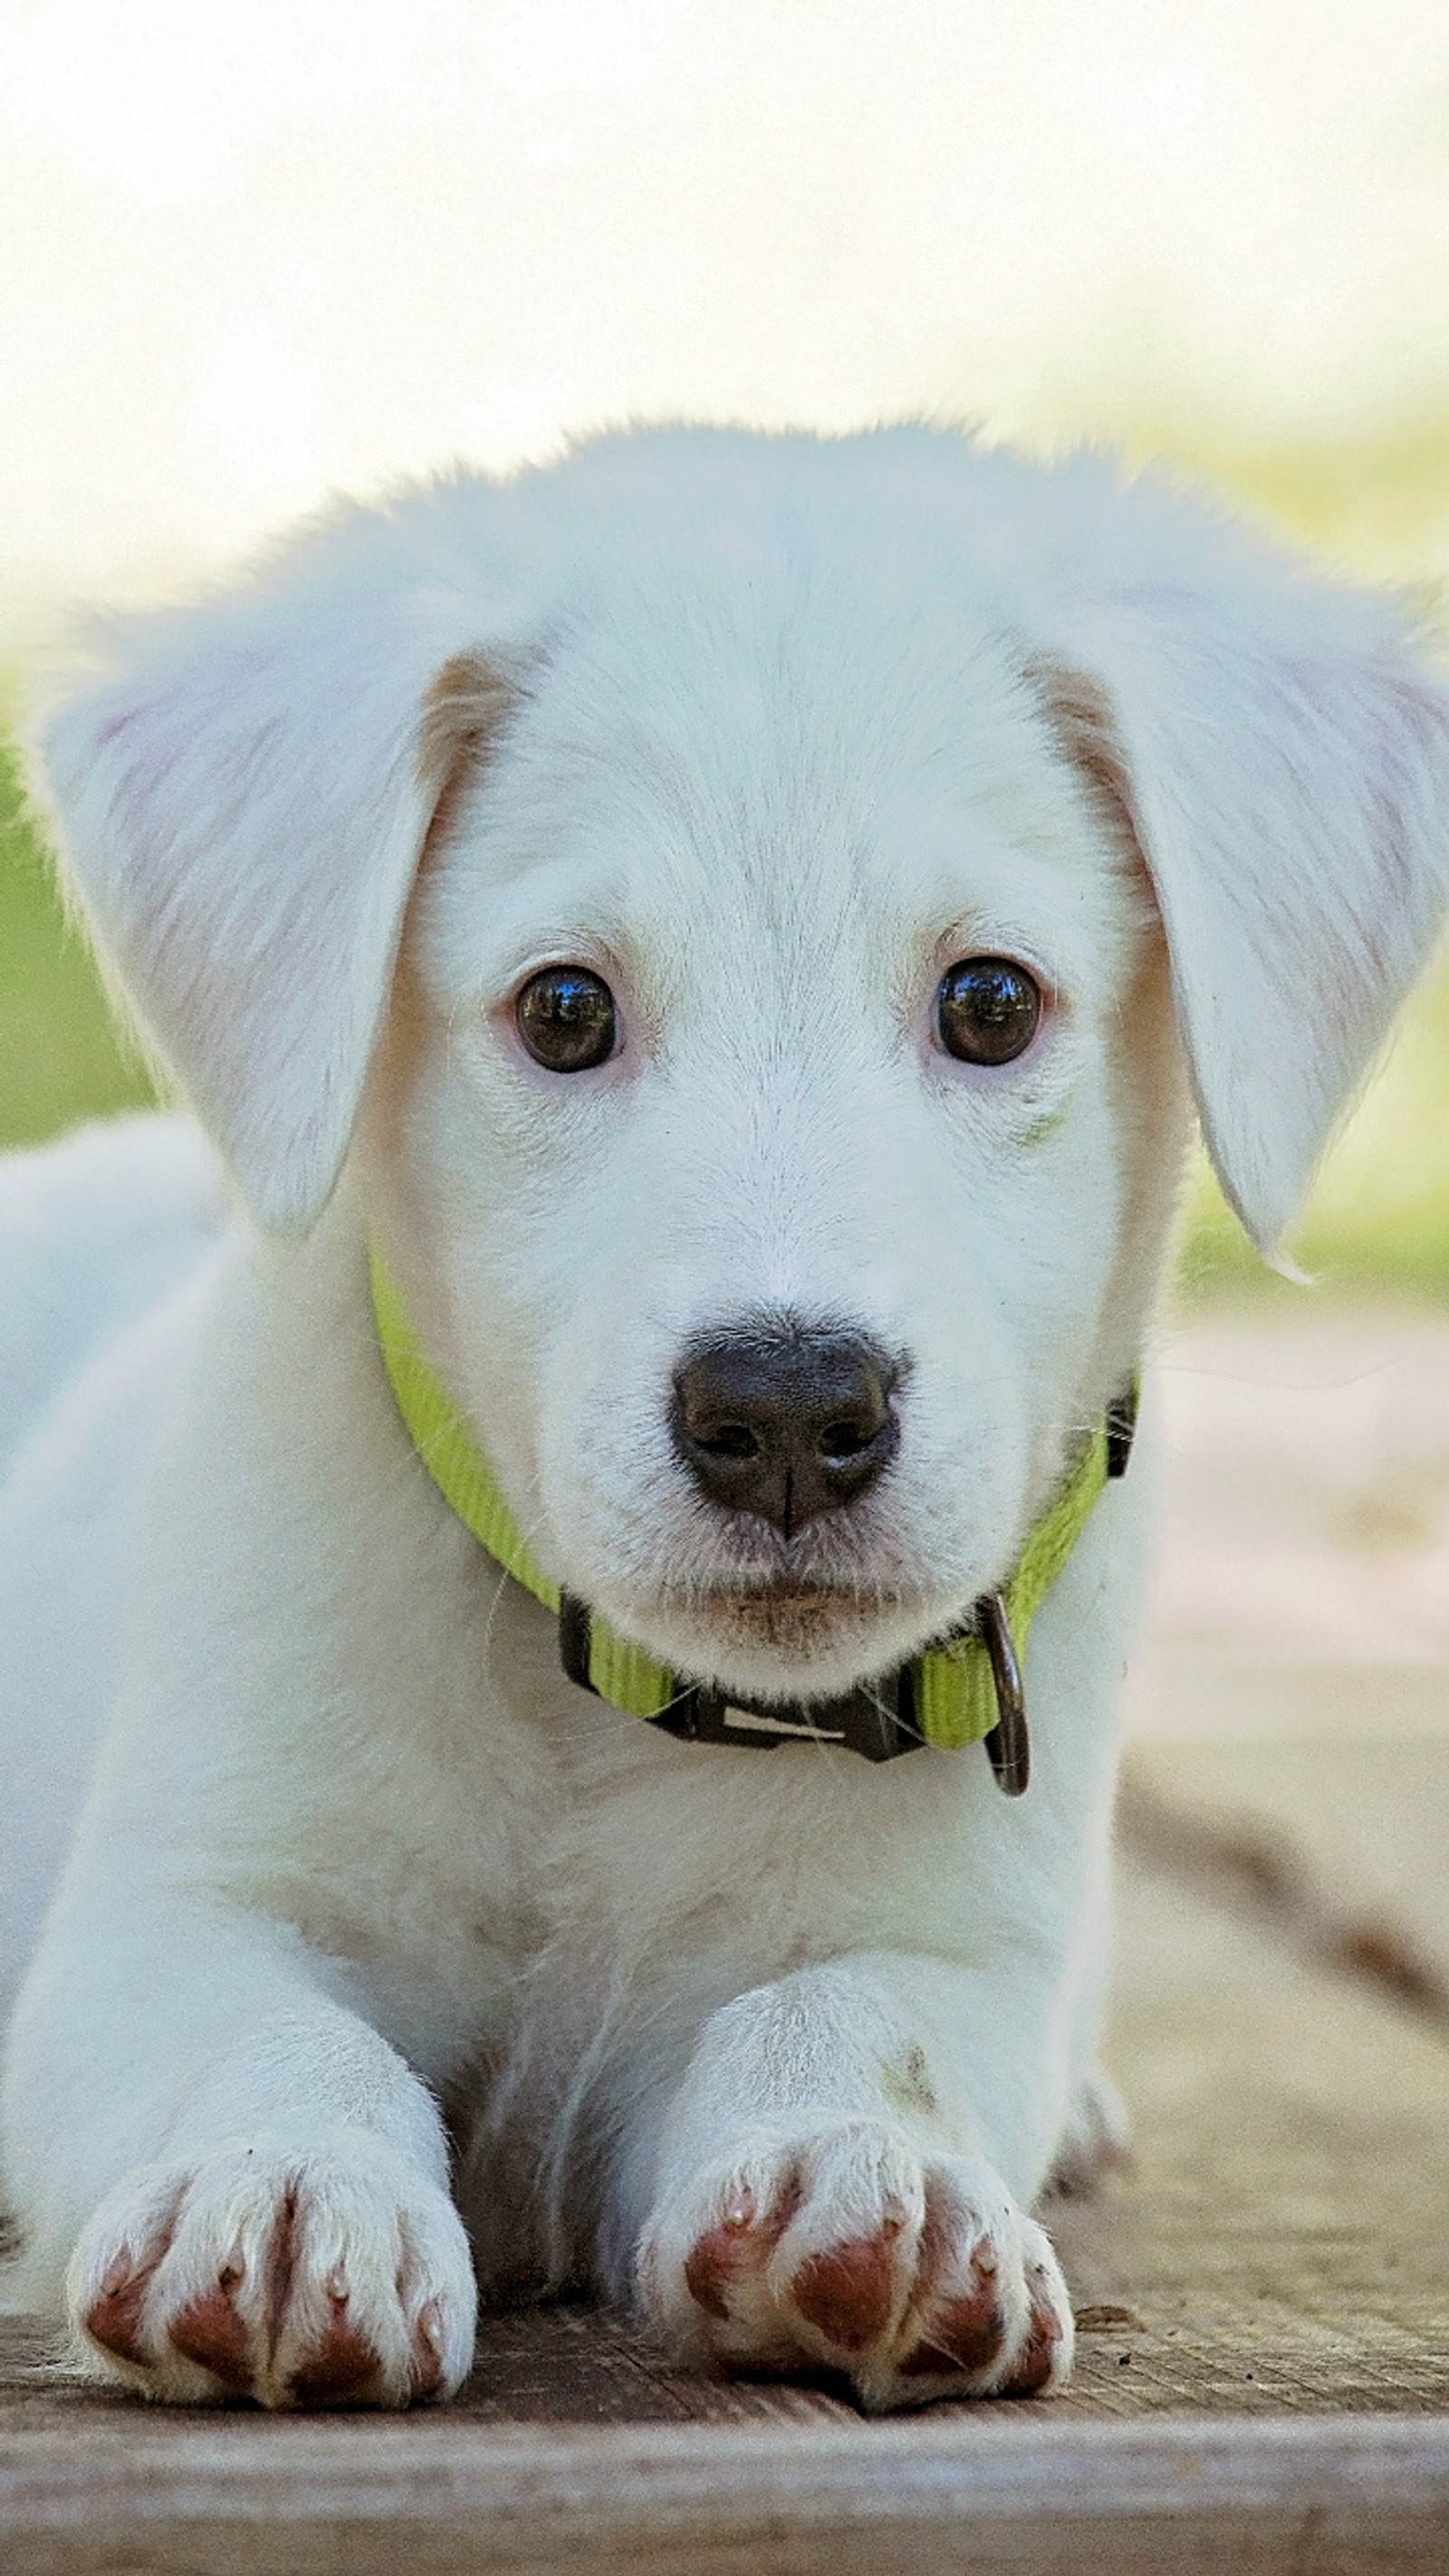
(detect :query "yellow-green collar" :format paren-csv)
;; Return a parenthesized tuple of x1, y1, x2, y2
(369, 1246, 1134, 1782)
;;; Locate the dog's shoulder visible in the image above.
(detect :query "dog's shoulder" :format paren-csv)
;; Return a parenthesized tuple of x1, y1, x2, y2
(0, 1112, 227, 1477)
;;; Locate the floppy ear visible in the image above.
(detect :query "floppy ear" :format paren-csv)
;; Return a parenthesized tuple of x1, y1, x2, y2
(38, 502, 523, 1234)
(1033, 578, 1449, 1253)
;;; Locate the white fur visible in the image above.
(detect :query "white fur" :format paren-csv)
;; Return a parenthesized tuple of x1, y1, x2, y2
(3, 428, 1446, 2408)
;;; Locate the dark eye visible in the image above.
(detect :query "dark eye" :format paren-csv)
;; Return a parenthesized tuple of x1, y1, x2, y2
(935, 956, 1041, 1066)
(515, 966, 618, 1072)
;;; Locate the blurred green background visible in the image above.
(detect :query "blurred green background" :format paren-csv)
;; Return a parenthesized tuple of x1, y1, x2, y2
(2, 422, 1446, 1302)
(0, 719, 153, 1152)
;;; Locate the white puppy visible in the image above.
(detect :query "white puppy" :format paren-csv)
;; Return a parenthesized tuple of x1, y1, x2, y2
(2, 428, 1446, 2411)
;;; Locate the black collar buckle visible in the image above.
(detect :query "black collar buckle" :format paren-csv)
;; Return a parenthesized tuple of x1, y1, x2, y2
(561, 1585, 1024, 1781)
(560, 1591, 920, 1761)
(651, 1668, 920, 1763)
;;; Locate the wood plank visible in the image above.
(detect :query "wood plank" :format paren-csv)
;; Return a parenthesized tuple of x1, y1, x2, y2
(1, 2406, 1447, 2575)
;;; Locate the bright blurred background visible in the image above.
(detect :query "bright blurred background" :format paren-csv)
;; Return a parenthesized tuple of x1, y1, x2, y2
(2, 0, 1447, 1301)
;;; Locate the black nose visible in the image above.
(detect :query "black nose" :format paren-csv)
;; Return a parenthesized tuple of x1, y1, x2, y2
(671, 1320, 900, 1538)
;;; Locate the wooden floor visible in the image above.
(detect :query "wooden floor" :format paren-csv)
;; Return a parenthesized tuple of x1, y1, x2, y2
(3, 1727, 1446, 2574)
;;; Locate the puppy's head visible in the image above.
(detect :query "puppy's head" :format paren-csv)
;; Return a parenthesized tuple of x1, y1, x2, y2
(39, 430, 1449, 1702)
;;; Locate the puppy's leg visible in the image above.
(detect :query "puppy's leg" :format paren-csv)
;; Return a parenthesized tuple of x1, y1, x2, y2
(634, 1950, 1075, 2410)
(2, 1901, 477, 2407)
(1045, 2064, 1132, 2197)
(1044, 1856, 1132, 2197)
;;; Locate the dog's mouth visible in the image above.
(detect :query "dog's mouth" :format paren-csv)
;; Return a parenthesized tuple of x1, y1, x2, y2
(602, 1501, 951, 1697)
(678, 1574, 917, 1660)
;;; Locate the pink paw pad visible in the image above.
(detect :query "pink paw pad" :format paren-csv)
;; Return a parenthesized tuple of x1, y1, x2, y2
(684, 2212, 757, 2321)
(289, 2304, 382, 2405)
(1002, 2280, 1068, 2398)
(684, 2179, 798, 2323)
(85, 2251, 161, 2367)
(792, 2231, 899, 2354)
(901, 2251, 1005, 2379)
(168, 2279, 252, 2391)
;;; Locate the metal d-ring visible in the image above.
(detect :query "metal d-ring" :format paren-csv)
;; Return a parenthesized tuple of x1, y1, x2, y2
(977, 1591, 1031, 1797)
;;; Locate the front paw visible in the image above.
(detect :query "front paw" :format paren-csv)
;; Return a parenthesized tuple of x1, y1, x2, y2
(67, 2137, 477, 2408)
(638, 2119, 1072, 2410)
